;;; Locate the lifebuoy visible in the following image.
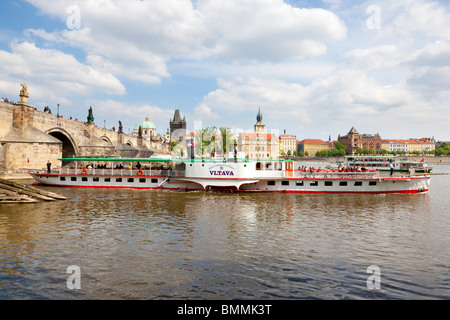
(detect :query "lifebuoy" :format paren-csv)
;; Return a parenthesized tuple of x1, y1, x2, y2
(137, 170, 144, 176)
(81, 168, 88, 175)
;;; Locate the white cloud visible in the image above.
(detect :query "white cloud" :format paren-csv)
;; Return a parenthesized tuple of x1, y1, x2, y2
(25, 0, 347, 84)
(0, 41, 125, 103)
(5, 0, 449, 140)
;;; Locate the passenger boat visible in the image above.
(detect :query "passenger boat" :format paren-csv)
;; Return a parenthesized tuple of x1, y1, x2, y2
(29, 156, 431, 194)
(342, 155, 432, 173)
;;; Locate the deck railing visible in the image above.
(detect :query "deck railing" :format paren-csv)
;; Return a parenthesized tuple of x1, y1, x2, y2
(57, 168, 186, 178)
(292, 170, 380, 179)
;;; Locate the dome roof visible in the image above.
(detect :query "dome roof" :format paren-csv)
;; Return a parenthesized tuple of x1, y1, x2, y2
(141, 117, 156, 129)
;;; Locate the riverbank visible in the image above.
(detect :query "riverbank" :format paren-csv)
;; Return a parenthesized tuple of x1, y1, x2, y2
(0, 177, 66, 203)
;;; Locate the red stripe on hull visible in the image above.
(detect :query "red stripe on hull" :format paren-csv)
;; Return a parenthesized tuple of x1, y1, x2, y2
(32, 183, 428, 194)
(241, 189, 429, 194)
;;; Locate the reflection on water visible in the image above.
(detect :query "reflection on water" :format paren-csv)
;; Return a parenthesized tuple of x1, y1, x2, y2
(1, 165, 450, 299)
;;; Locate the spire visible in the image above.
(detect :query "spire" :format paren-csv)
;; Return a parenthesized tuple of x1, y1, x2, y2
(173, 109, 181, 122)
(256, 107, 263, 124)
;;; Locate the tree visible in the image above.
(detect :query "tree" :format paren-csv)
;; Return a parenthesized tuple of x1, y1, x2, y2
(195, 127, 218, 158)
(334, 141, 347, 153)
(218, 127, 234, 156)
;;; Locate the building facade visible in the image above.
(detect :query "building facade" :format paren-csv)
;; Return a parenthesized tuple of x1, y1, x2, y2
(279, 131, 297, 155)
(381, 139, 436, 153)
(338, 127, 383, 155)
(237, 109, 279, 159)
(297, 139, 331, 156)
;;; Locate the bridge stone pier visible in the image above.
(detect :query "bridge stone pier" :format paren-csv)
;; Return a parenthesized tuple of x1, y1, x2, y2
(0, 84, 170, 178)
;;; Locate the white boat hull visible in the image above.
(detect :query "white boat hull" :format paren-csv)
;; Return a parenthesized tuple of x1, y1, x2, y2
(30, 172, 430, 194)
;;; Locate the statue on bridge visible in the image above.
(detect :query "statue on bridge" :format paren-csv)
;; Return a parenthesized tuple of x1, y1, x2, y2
(19, 82, 29, 105)
(118, 121, 123, 134)
(87, 106, 95, 124)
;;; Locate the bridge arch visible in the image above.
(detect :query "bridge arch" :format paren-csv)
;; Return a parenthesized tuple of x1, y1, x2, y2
(46, 127, 78, 164)
(100, 135, 113, 145)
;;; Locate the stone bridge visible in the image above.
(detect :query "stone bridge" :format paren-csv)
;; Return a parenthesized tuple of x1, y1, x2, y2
(0, 85, 170, 178)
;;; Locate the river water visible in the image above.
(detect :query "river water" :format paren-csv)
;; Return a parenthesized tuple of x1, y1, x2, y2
(1, 164, 449, 300)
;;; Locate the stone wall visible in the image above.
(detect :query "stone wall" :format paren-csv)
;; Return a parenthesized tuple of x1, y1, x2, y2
(1, 94, 171, 178)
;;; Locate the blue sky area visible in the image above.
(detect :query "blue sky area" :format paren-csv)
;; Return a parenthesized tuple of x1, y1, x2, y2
(1, 0, 450, 140)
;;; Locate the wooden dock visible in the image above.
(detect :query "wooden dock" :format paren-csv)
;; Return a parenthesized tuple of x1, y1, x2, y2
(0, 178, 66, 203)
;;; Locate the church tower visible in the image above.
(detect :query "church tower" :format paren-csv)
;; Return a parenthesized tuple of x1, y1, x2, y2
(254, 107, 266, 133)
(169, 109, 186, 142)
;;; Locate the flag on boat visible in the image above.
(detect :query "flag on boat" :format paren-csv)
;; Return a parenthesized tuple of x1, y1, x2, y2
(420, 154, 424, 162)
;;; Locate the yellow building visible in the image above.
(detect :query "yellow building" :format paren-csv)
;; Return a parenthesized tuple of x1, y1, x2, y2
(381, 139, 436, 153)
(279, 134, 297, 155)
(298, 139, 330, 156)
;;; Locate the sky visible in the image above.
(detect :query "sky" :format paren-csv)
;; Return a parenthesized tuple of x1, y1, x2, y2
(1, 0, 450, 141)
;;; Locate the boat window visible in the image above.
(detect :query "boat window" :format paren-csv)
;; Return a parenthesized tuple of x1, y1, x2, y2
(296, 181, 303, 186)
(139, 178, 146, 183)
(104, 178, 111, 182)
(267, 181, 275, 186)
(128, 178, 134, 183)
(339, 181, 347, 186)
(93, 177, 99, 182)
(282, 181, 289, 186)
(354, 181, 363, 186)
(60, 177, 66, 181)
(369, 181, 377, 186)
(116, 178, 122, 182)
(256, 162, 262, 170)
(82, 177, 88, 182)
(151, 178, 158, 184)
(71, 177, 77, 182)
(265, 162, 272, 170)
(324, 181, 333, 186)
(310, 181, 318, 186)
